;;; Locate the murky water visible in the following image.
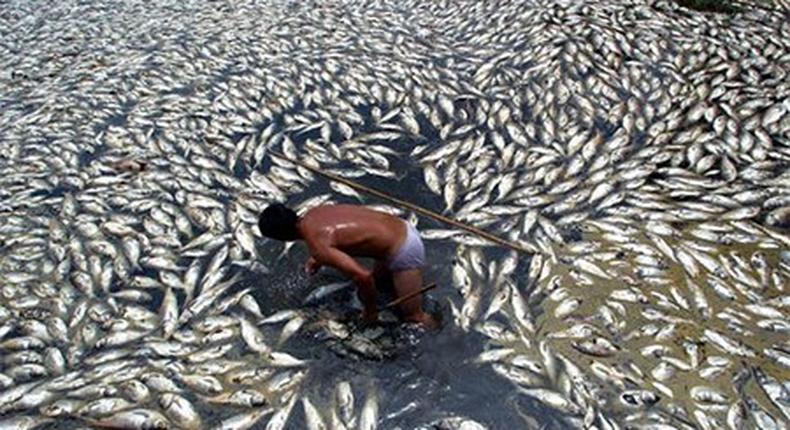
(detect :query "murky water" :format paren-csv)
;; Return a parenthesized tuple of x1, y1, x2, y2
(246, 213, 563, 429)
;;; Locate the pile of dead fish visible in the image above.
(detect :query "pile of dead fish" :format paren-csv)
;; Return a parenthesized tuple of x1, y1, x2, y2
(1, 0, 789, 428)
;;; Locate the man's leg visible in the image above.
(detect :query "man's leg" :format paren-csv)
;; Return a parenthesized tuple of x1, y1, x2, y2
(373, 262, 394, 295)
(392, 269, 437, 328)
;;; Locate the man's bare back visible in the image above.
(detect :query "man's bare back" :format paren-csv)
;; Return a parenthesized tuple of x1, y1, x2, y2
(300, 205, 407, 262)
(258, 203, 437, 328)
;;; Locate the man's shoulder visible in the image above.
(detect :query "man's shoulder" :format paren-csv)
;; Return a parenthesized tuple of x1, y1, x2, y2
(303, 204, 337, 216)
(299, 212, 332, 238)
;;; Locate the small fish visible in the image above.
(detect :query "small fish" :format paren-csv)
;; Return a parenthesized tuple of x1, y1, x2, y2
(267, 351, 308, 367)
(0, 415, 53, 430)
(278, 315, 307, 346)
(160, 288, 178, 339)
(265, 393, 297, 430)
(358, 387, 379, 430)
(77, 397, 134, 419)
(302, 397, 327, 430)
(554, 297, 581, 319)
(336, 381, 355, 428)
(159, 393, 202, 430)
(203, 389, 268, 408)
(572, 337, 620, 357)
(84, 408, 170, 430)
(475, 348, 514, 364)
(260, 310, 300, 325)
(213, 407, 274, 430)
(303, 281, 353, 305)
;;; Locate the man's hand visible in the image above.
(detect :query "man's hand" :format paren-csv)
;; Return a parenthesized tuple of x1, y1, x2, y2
(302, 239, 379, 323)
(305, 256, 321, 275)
(354, 270, 374, 287)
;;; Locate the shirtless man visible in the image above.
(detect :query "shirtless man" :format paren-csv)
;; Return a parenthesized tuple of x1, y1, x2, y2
(258, 203, 437, 328)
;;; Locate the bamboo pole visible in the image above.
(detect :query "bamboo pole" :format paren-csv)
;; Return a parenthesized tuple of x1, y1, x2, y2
(726, 0, 785, 14)
(267, 150, 534, 255)
(383, 283, 437, 310)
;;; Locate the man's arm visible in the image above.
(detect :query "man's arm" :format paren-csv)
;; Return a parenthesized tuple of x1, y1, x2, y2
(313, 246, 370, 283)
(306, 239, 378, 321)
(305, 256, 322, 275)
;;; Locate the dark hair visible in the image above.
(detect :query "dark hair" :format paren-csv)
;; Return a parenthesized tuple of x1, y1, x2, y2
(259, 203, 300, 241)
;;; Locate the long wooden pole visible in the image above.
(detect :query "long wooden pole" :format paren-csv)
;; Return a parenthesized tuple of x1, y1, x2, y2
(267, 150, 534, 255)
(728, 0, 785, 15)
(383, 283, 437, 310)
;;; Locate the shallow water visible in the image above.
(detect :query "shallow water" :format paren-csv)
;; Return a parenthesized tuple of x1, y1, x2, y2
(250, 235, 568, 428)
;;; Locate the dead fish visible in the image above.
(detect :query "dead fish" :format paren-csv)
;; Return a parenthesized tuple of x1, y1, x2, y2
(572, 337, 620, 357)
(303, 281, 353, 305)
(84, 408, 171, 430)
(202, 389, 268, 408)
(159, 393, 202, 429)
(213, 407, 274, 430)
(418, 416, 488, 430)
